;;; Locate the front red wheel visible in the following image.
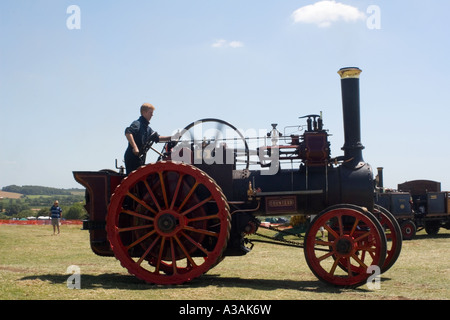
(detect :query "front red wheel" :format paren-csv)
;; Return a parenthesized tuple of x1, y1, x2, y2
(304, 205, 387, 287)
(106, 161, 231, 284)
(374, 205, 402, 273)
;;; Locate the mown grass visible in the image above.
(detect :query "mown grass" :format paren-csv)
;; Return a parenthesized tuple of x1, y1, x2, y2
(0, 224, 449, 300)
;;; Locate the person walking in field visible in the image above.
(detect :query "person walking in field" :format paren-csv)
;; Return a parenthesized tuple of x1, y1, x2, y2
(50, 200, 62, 235)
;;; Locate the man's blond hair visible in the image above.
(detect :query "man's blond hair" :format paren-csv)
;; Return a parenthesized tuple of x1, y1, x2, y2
(140, 103, 155, 115)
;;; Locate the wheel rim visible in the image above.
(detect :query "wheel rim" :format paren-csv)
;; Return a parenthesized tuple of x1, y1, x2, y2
(374, 205, 402, 273)
(107, 161, 230, 284)
(304, 206, 387, 287)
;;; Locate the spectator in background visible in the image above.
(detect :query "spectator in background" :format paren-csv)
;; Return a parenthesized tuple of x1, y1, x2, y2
(50, 200, 62, 235)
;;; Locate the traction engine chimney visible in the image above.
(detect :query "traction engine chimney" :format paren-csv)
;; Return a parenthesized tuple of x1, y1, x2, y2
(338, 67, 364, 167)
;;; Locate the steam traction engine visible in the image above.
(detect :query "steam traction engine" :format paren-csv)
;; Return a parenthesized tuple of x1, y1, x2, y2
(73, 68, 402, 288)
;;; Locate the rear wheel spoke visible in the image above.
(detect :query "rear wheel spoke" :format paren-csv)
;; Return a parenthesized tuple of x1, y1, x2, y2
(183, 226, 219, 238)
(178, 181, 199, 212)
(126, 229, 157, 251)
(126, 192, 157, 215)
(137, 235, 161, 266)
(180, 231, 210, 256)
(155, 236, 167, 274)
(157, 172, 169, 209)
(170, 173, 185, 210)
(181, 195, 213, 216)
(174, 235, 197, 267)
(170, 238, 178, 275)
(121, 209, 155, 222)
(143, 180, 161, 212)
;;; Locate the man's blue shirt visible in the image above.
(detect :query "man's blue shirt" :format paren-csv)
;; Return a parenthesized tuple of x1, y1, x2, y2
(50, 205, 62, 219)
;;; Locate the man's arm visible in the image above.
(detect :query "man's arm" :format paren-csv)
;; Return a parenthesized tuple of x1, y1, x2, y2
(125, 132, 140, 155)
(158, 136, 172, 143)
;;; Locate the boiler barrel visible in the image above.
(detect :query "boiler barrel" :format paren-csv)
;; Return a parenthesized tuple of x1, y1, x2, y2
(231, 67, 374, 215)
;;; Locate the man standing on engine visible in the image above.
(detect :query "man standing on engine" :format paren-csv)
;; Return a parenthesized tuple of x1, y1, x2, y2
(124, 103, 171, 174)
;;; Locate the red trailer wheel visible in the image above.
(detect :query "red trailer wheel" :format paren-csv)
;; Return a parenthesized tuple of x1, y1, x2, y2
(304, 205, 387, 287)
(106, 161, 231, 284)
(400, 220, 416, 240)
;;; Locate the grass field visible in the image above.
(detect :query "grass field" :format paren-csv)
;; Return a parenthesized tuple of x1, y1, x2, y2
(0, 224, 449, 300)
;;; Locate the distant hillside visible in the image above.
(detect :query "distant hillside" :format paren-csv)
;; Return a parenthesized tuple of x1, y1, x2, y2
(1, 185, 84, 196)
(0, 191, 23, 199)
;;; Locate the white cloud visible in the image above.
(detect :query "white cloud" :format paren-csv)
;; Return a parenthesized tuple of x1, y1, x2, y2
(292, 0, 366, 28)
(229, 41, 244, 48)
(212, 39, 227, 48)
(212, 39, 244, 48)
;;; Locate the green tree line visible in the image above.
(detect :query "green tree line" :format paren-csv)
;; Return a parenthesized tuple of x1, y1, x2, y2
(2, 185, 83, 196)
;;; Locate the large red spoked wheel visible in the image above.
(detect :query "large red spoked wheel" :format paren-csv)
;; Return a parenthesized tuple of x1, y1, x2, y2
(304, 205, 387, 287)
(106, 161, 231, 284)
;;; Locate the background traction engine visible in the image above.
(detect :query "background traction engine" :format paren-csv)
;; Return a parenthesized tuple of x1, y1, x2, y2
(73, 67, 402, 288)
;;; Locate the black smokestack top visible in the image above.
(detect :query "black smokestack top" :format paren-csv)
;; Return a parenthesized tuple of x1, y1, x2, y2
(377, 167, 384, 189)
(338, 67, 364, 165)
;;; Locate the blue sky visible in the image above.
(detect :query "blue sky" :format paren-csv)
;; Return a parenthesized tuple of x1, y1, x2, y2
(1, 0, 449, 191)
